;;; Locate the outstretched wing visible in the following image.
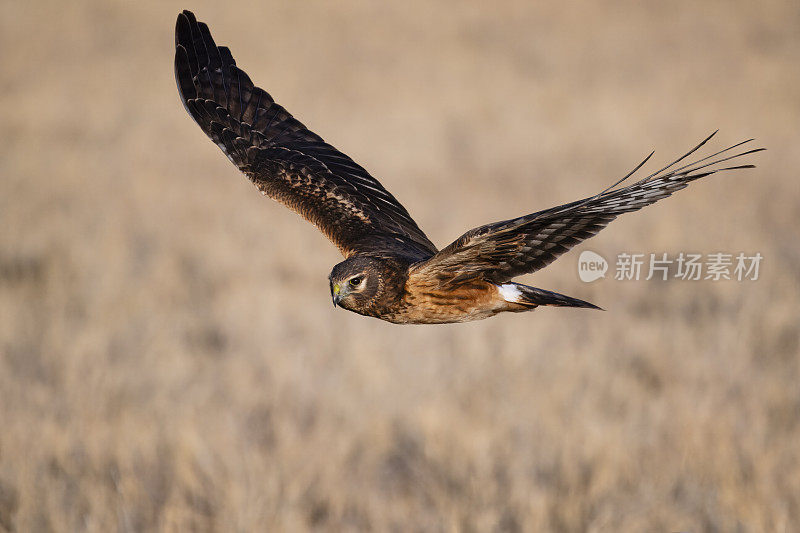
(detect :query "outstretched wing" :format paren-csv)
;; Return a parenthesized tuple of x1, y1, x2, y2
(174, 11, 436, 259)
(412, 133, 763, 286)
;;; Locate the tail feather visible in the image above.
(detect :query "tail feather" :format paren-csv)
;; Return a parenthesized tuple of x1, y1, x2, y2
(499, 283, 602, 310)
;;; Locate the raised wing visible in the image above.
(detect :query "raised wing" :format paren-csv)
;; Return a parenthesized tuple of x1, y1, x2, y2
(412, 133, 763, 286)
(175, 11, 436, 259)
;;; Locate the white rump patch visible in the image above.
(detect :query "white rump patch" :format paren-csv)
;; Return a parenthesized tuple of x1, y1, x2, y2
(498, 284, 523, 303)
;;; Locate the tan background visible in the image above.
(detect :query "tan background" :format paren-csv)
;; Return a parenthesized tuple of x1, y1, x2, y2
(1, 0, 799, 531)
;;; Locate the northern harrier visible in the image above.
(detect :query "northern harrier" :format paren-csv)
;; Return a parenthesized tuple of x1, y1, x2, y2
(175, 10, 762, 324)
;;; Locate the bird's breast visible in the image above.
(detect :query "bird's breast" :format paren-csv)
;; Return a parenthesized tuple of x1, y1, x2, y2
(385, 278, 506, 324)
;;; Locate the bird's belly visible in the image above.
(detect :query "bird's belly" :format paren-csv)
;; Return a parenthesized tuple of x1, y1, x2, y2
(386, 282, 505, 324)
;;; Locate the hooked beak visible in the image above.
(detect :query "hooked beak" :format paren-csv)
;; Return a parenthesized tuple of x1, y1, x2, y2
(331, 283, 342, 307)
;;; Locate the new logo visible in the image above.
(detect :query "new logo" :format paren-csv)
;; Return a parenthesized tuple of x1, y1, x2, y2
(578, 250, 608, 282)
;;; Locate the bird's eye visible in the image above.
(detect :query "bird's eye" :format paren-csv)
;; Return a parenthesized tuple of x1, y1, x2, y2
(349, 276, 363, 288)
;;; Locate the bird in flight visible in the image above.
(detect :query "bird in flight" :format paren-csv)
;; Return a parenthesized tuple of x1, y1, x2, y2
(175, 10, 762, 324)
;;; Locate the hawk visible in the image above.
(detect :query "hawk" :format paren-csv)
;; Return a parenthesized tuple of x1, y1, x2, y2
(174, 10, 762, 324)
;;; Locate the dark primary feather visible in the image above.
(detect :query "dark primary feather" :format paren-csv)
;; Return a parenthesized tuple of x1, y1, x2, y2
(413, 132, 763, 286)
(174, 10, 436, 259)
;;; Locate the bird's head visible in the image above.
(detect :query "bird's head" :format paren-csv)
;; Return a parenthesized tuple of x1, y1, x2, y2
(329, 256, 402, 315)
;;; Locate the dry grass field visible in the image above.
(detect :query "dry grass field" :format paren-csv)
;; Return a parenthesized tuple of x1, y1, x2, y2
(1, 0, 799, 531)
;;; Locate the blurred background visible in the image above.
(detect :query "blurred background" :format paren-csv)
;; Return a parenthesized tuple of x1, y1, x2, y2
(1, 0, 799, 531)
